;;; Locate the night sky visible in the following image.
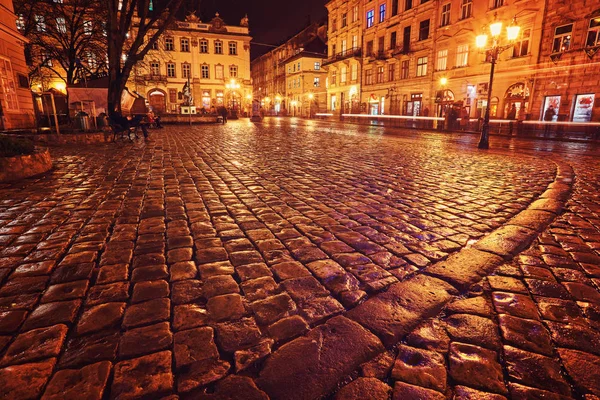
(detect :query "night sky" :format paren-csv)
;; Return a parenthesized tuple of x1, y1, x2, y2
(188, 0, 328, 59)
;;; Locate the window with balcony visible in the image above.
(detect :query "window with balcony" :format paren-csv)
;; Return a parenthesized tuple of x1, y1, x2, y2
(419, 20, 430, 41)
(165, 37, 174, 51)
(437, 49, 448, 71)
(367, 10, 375, 28)
(513, 28, 531, 57)
(215, 40, 223, 54)
(586, 18, 600, 47)
(388, 64, 395, 81)
(201, 64, 209, 79)
(200, 39, 208, 53)
(401, 60, 409, 79)
(229, 65, 238, 77)
(552, 24, 573, 53)
(377, 66, 384, 83)
(365, 69, 373, 85)
(229, 42, 237, 55)
(416, 56, 428, 76)
(182, 63, 191, 78)
(390, 32, 397, 50)
(440, 4, 451, 27)
(180, 38, 190, 52)
(461, 0, 472, 19)
(150, 61, 160, 75)
(456, 44, 469, 67)
(379, 4, 386, 23)
(167, 63, 175, 77)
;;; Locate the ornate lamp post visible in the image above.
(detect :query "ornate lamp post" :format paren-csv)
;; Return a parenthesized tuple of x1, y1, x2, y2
(476, 15, 521, 149)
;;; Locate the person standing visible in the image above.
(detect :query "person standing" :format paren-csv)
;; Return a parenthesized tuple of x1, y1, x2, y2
(544, 105, 556, 135)
(507, 104, 517, 135)
(219, 106, 228, 124)
(460, 107, 470, 131)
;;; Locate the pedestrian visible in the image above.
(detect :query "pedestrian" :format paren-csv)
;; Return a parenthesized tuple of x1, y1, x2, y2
(422, 106, 430, 129)
(543, 105, 556, 135)
(221, 106, 228, 124)
(507, 104, 517, 135)
(460, 108, 470, 131)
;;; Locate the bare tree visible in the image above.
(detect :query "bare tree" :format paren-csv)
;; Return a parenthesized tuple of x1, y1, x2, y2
(14, 0, 108, 88)
(107, 0, 186, 115)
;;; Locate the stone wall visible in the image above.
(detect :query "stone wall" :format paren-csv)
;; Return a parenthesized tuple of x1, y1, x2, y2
(0, 148, 52, 182)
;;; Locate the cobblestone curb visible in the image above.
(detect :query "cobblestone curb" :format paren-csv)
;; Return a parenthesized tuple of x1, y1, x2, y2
(256, 160, 575, 400)
(0, 148, 53, 183)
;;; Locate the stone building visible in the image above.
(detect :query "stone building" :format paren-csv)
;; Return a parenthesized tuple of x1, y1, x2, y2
(323, 0, 363, 114)
(531, 0, 600, 122)
(251, 22, 327, 115)
(131, 12, 252, 116)
(0, 0, 35, 129)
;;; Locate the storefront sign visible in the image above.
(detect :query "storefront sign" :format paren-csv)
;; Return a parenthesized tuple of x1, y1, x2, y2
(572, 94, 595, 122)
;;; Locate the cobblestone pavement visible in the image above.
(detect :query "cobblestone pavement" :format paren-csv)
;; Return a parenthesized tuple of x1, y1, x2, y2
(0, 119, 598, 399)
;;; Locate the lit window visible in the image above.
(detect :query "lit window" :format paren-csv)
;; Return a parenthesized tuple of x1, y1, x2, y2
(56, 17, 66, 34)
(437, 49, 448, 71)
(401, 60, 409, 79)
(0, 59, 19, 110)
(416, 56, 428, 77)
(456, 44, 469, 67)
(341, 66, 347, 83)
(388, 64, 395, 81)
(341, 13, 347, 28)
(229, 42, 237, 55)
(586, 18, 600, 47)
(167, 63, 175, 78)
(201, 64, 209, 79)
(379, 4, 386, 23)
(365, 69, 373, 85)
(314, 62, 321, 70)
(552, 24, 573, 53)
(16, 15, 25, 31)
(366, 10, 374, 28)
(513, 28, 531, 57)
(352, 6, 359, 22)
(35, 15, 46, 32)
(351, 64, 358, 81)
(83, 21, 93, 35)
(331, 70, 337, 85)
(314, 77, 320, 87)
(377, 66, 384, 83)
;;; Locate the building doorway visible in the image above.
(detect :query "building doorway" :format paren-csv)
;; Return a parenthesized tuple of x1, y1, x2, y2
(148, 89, 166, 115)
(504, 82, 530, 119)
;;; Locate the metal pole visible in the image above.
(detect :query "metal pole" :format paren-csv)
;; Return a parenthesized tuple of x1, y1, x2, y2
(188, 75, 192, 126)
(478, 51, 496, 149)
(50, 92, 60, 135)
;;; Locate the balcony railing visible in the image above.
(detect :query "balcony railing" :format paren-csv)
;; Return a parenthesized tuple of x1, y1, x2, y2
(322, 47, 362, 66)
(135, 74, 169, 83)
(392, 46, 411, 56)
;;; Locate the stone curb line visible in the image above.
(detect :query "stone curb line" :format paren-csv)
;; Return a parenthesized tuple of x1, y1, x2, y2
(254, 160, 575, 400)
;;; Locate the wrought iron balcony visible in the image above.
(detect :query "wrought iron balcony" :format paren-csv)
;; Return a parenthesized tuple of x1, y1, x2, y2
(322, 47, 362, 66)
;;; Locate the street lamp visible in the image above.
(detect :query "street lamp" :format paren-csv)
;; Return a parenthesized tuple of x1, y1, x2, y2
(475, 15, 520, 149)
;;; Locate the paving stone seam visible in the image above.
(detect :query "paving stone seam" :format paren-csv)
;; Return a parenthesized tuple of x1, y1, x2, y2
(255, 158, 574, 400)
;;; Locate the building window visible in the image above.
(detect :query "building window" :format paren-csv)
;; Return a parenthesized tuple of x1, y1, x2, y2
(552, 24, 573, 53)
(200, 39, 208, 53)
(352, 35, 358, 49)
(440, 4, 451, 27)
(332, 18, 337, 32)
(366, 10, 375, 28)
(351, 64, 358, 81)
(461, 0, 472, 19)
(388, 64, 395, 81)
(378, 36, 385, 53)
(331, 70, 337, 85)
(405, 0, 413, 11)
(416, 56, 428, 77)
(165, 37, 174, 51)
(342, 39, 347, 53)
(353, 6, 359, 22)
(366, 40, 374, 57)
(16, 14, 25, 31)
(390, 32, 397, 50)
(513, 28, 531, 57)
(169, 88, 177, 104)
(365, 69, 373, 85)
(403, 26, 411, 52)
(151, 41, 159, 50)
(456, 44, 469, 67)
(56, 17, 67, 34)
(401, 60, 409, 79)
(342, 13, 347, 28)
(586, 18, 600, 47)
(201, 64, 209, 79)
(216, 64, 223, 79)
(35, 15, 46, 32)
(229, 42, 237, 55)
(41, 52, 52, 67)
(379, 4, 386, 23)
(341, 66, 347, 83)
(377, 66, 384, 83)
(419, 20, 430, 41)
(392, 0, 399, 16)
(167, 63, 175, 78)
(491, 0, 504, 9)
(314, 62, 321, 70)
(314, 77, 320, 87)
(0, 59, 18, 111)
(229, 65, 238, 77)
(180, 38, 190, 52)
(150, 61, 160, 75)
(215, 40, 223, 54)
(437, 49, 448, 71)
(331, 44, 336, 56)
(182, 63, 191, 78)
(83, 21, 93, 36)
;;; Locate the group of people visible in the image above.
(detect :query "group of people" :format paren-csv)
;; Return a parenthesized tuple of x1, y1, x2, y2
(443, 104, 471, 131)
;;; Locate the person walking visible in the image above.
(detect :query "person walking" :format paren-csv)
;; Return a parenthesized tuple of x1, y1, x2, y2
(460, 107, 470, 131)
(220, 106, 228, 124)
(543, 105, 556, 136)
(507, 104, 517, 135)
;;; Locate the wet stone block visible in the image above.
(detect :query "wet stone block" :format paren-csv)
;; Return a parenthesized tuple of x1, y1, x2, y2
(42, 361, 111, 400)
(111, 351, 173, 400)
(391, 345, 447, 392)
(119, 322, 173, 359)
(1, 324, 67, 366)
(0, 359, 56, 400)
(334, 377, 392, 400)
(449, 342, 506, 395)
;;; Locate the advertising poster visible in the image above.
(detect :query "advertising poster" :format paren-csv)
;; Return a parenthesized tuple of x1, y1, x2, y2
(573, 94, 595, 122)
(543, 96, 561, 121)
